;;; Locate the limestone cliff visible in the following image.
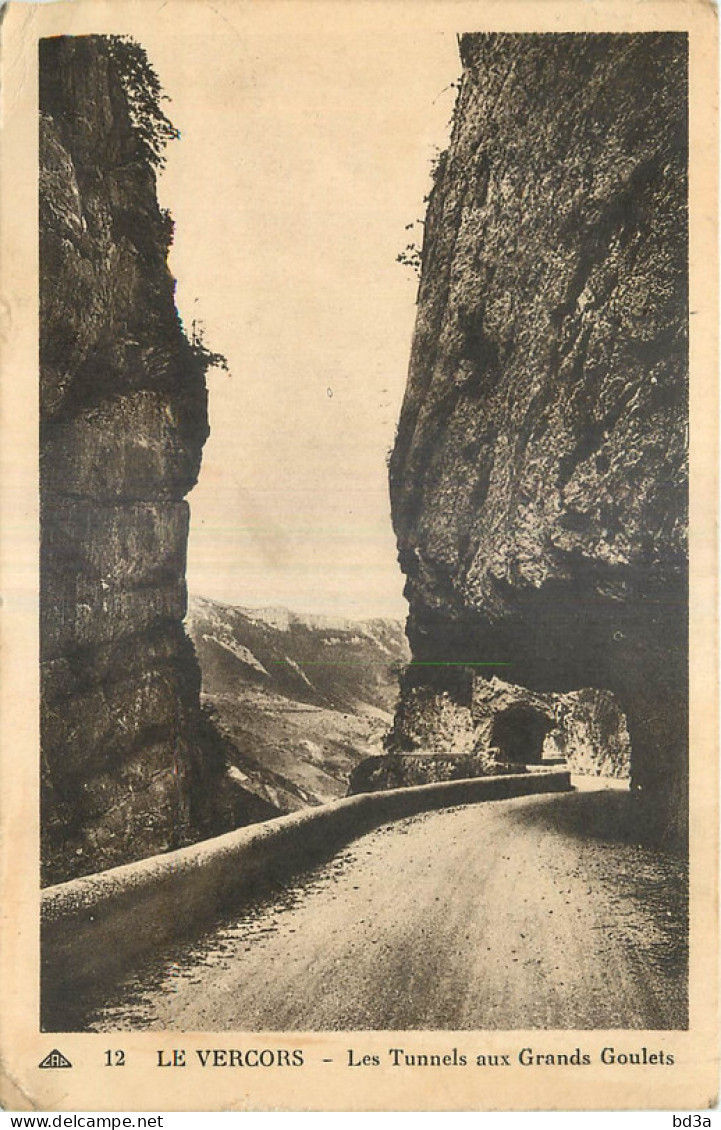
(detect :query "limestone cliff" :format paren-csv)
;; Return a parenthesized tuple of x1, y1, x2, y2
(390, 34, 688, 837)
(40, 36, 231, 883)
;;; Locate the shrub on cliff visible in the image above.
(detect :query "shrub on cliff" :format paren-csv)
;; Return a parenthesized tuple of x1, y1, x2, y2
(106, 35, 179, 169)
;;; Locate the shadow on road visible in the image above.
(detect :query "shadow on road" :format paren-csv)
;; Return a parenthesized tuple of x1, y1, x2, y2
(507, 786, 686, 854)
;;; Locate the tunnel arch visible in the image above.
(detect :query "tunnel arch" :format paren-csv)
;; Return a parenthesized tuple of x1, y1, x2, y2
(490, 704, 554, 764)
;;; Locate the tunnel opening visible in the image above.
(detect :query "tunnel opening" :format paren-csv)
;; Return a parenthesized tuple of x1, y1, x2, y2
(490, 704, 554, 765)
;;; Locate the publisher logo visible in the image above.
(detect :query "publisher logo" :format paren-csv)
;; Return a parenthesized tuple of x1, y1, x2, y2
(38, 1049, 72, 1069)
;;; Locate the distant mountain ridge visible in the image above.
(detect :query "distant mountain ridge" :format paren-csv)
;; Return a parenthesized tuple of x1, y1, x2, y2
(187, 595, 408, 714)
(186, 595, 409, 814)
(227, 603, 405, 637)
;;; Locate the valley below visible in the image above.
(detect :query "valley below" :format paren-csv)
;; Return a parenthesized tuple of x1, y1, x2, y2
(186, 595, 410, 814)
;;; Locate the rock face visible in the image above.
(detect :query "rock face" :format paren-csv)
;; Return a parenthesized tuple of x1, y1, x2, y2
(389, 34, 687, 837)
(40, 36, 230, 884)
(545, 688, 631, 779)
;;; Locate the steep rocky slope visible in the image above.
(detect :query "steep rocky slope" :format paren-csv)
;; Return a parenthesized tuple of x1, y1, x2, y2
(40, 37, 239, 883)
(187, 596, 409, 810)
(389, 34, 688, 838)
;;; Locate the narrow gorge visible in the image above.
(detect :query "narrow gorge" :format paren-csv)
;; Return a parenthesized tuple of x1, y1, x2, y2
(39, 31, 689, 887)
(34, 28, 691, 1042)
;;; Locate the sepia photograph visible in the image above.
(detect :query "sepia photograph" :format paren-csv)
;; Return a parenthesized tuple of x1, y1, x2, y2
(0, 0, 717, 1113)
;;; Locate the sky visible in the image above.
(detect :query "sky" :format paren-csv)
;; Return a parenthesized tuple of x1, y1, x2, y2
(142, 21, 459, 618)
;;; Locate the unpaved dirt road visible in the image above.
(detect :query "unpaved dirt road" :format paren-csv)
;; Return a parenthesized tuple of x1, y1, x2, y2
(81, 787, 687, 1031)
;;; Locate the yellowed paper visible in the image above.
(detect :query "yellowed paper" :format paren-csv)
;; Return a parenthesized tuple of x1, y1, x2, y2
(0, 0, 718, 1112)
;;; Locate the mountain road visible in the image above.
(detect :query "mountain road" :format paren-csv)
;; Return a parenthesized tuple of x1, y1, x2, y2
(78, 787, 687, 1031)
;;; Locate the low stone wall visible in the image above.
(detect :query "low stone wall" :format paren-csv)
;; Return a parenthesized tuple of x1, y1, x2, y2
(348, 751, 527, 794)
(42, 770, 571, 1016)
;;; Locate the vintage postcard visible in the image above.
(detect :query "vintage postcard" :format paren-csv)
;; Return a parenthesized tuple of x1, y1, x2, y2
(0, 0, 718, 1112)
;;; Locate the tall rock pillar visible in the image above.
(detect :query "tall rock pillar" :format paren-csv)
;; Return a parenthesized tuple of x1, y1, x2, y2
(40, 36, 218, 882)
